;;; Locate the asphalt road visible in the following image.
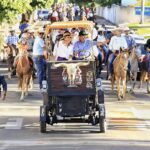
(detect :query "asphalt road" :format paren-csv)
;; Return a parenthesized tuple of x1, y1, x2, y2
(0, 60, 150, 150)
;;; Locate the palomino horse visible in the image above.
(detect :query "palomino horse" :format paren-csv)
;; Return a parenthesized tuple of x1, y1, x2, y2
(16, 53, 34, 100)
(111, 51, 129, 100)
(139, 57, 150, 93)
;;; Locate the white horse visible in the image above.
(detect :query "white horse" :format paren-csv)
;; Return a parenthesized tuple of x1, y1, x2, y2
(129, 47, 141, 93)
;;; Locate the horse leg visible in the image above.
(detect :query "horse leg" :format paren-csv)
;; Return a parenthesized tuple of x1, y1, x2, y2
(111, 76, 115, 91)
(130, 72, 137, 94)
(29, 75, 34, 90)
(20, 76, 25, 101)
(24, 75, 29, 97)
(147, 76, 150, 94)
(116, 78, 121, 100)
(139, 73, 143, 89)
(122, 79, 127, 100)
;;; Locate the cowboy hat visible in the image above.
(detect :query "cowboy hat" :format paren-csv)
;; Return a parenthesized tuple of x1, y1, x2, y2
(145, 38, 150, 49)
(79, 30, 88, 36)
(38, 28, 45, 33)
(123, 27, 130, 31)
(9, 27, 15, 32)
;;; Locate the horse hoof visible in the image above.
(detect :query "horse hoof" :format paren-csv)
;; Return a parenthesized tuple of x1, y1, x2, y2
(20, 97, 24, 101)
(8, 74, 11, 79)
(118, 97, 121, 101)
(25, 93, 28, 96)
(130, 89, 134, 94)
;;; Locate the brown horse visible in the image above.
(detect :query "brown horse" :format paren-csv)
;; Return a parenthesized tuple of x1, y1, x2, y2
(4, 45, 15, 78)
(16, 53, 34, 100)
(111, 51, 129, 100)
(139, 58, 150, 93)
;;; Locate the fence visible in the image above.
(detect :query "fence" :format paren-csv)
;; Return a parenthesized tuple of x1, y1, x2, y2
(96, 4, 150, 25)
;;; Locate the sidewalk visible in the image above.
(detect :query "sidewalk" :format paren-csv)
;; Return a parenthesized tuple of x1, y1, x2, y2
(95, 16, 115, 26)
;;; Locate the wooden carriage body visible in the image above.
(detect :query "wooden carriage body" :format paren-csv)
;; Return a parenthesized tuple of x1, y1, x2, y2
(46, 60, 96, 96)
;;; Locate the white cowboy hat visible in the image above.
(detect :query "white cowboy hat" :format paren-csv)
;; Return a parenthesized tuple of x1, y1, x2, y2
(123, 27, 130, 31)
(98, 27, 105, 31)
(38, 28, 45, 33)
(9, 27, 15, 32)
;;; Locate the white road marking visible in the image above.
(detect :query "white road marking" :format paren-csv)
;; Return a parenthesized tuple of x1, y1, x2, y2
(5, 118, 23, 130)
(131, 107, 149, 131)
(0, 140, 149, 147)
(0, 144, 9, 150)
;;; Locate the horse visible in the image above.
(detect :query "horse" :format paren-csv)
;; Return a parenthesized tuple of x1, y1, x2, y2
(128, 47, 140, 93)
(111, 51, 129, 100)
(16, 52, 34, 100)
(139, 56, 150, 93)
(4, 45, 15, 79)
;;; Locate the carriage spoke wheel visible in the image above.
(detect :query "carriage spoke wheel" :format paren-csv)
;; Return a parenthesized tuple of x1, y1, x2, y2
(40, 121, 46, 133)
(99, 111, 107, 133)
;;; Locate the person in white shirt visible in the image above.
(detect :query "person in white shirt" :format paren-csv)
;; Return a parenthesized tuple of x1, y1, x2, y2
(108, 28, 128, 79)
(53, 31, 73, 61)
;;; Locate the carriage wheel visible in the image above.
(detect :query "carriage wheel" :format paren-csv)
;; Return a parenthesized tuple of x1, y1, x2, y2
(40, 121, 46, 133)
(99, 118, 106, 133)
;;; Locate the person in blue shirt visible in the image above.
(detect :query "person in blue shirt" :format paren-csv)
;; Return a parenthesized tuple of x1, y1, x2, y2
(73, 30, 91, 59)
(33, 28, 46, 89)
(0, 75, 7, 100)
(123, 27, 136, 52)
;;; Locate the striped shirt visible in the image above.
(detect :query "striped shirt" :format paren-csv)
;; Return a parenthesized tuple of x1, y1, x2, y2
(6, 35, 19, 46)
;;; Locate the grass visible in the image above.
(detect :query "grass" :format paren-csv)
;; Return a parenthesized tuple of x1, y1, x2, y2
(128, 23, 150, 39)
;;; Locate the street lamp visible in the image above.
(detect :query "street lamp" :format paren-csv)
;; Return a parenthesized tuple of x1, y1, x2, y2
(140, 0, 145, 24)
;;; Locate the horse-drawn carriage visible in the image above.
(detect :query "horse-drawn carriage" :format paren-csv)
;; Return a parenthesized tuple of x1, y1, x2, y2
(40, 21, 106, 133)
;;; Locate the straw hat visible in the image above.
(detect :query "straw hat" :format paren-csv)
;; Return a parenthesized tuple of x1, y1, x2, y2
(38, 28, 45, 33)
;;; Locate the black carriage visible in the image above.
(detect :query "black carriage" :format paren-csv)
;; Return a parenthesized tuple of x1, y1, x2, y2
(40, 21, 106, 133)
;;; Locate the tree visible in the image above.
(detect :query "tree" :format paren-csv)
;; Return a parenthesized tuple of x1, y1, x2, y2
(0, 0, 32, 23)
(70, 0, 121, 7)
(0, 0, 55, 23)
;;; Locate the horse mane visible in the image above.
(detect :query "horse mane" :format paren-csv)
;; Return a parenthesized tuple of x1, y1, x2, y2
(113, 52, 128, 72)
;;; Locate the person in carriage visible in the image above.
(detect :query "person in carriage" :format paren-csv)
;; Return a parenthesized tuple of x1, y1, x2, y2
(53, 31, 73, 61)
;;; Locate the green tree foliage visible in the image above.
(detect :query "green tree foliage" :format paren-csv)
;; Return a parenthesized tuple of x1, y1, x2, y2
(0, 0, 32, 23)
(0, 0, 54, 23)
(70, 0, 121, 7)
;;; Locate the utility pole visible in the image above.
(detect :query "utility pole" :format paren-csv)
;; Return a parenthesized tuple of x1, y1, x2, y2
(140, 0, 145, 24)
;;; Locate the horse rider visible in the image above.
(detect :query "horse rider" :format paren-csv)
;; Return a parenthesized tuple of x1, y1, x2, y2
(0, 75, 7, 100)
(33, 28, 46, 89)
(73, 30, 91, 59)
(123, 27, 136, 52)
(13, 36, 34, 73)
(145, 39, 150, 76)
(108, 27, 128, 80)
(26, 29, 35, 53)
(6, 28, 19, 56)
(53, 31, 73, 61)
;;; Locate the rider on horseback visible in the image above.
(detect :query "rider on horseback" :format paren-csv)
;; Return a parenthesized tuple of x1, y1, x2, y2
(145, 39, 150, 76)
(108, 27, 128, 80)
